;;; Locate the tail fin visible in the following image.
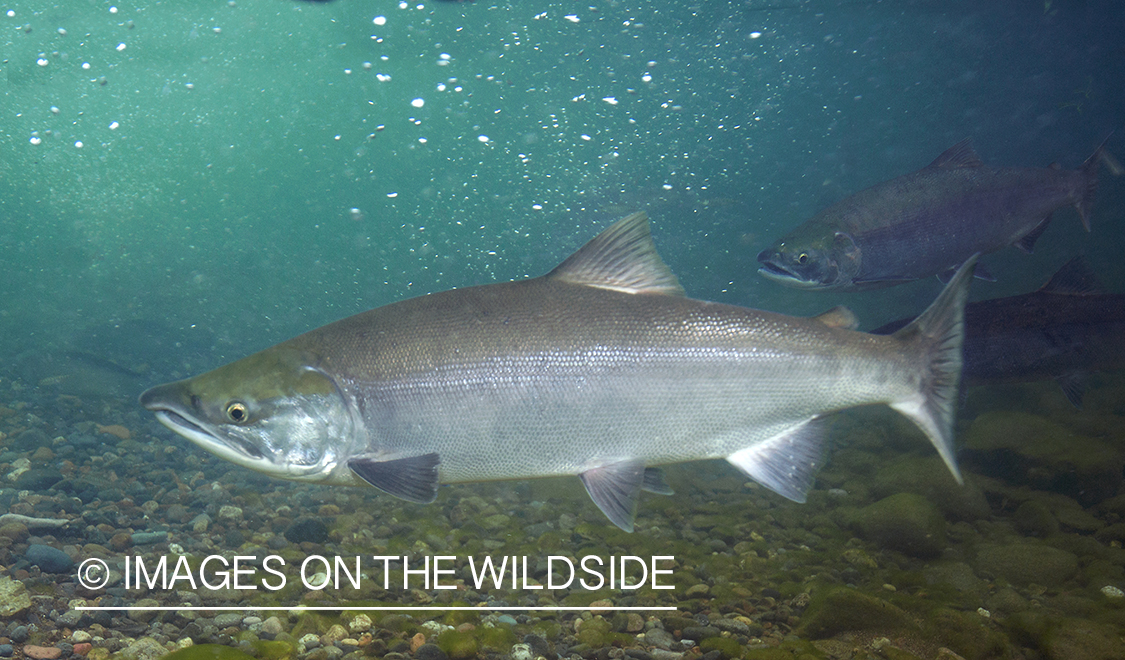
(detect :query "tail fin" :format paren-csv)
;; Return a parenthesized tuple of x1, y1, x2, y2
(1076, 135, 1123, 231)
(888, 255, 976, 484)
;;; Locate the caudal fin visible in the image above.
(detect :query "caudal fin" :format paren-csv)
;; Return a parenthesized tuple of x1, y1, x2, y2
(887, 255, 976, 484)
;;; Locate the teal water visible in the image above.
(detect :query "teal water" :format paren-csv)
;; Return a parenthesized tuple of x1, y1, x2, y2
(5, 0, 1122, 372)
(3, 2, 1125, 658)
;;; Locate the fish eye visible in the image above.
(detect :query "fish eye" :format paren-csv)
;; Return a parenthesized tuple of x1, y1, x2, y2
(226, 402, 249, 424)
(797, 253, 809, 265)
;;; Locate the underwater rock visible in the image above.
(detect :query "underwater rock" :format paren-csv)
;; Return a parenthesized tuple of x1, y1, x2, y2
(796, 587, 918, 638)
(14, 468, 64, 491)
(975, 542, 1078, 587)
(416, 643, 448, 660)
(962, 411, 1123, 506)
(851, 492, 947, 558)
(865, 454, 990, 521)
(118, 637, 169, 660)
(0, 576, 32, 616)
(284, 518, 329, 544)
(1012, 500, 1059, 537)
(25, 544, 74, 573)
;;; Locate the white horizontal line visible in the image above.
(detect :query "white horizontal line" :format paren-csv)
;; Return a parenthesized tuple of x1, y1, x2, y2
(77, 611, 675, 616)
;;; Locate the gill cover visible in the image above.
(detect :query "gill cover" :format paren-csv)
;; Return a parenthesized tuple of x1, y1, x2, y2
(139, 347, 355, 481)
(757, 231, 860, 289)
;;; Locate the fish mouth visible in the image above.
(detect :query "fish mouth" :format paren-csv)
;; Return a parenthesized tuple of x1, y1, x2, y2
(151, 408, 265, 461)
(140, 384, 267, 462)
(757, 261, 818, 288)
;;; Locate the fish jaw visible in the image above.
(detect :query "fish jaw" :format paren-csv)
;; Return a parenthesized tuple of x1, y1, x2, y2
(756, 230, 861, 290)
(139, 348, 361, 484)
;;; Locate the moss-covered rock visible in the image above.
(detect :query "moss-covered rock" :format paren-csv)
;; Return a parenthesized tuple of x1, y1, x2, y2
(921, 608, 1010, 660)
(850, 493, 947, 558)
(796, 587, 919, 639)
(1012, 500, 1059, 537)
(962, 411, 1123, 506)
(436, 629, 479, 660)
(975, 542, 1078, 587)
(157, 645, 257, 660)
(699, 636, 743, 659)
(866, 454, 990, 522)
(1005, 613, 1122, 660)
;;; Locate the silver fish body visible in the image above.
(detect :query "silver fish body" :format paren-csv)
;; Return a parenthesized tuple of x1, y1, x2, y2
(141, 213, 974, 530)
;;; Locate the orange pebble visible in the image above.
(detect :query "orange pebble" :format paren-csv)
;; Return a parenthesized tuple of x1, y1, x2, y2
(96, 424, 132, 440)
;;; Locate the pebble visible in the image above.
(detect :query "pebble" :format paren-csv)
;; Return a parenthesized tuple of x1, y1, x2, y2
(214, 613, 244, 628)
(217, 505, 243, 521)
(22, 646, 62, 660)
(415, 644, 448, 660)
(72, 644, 91, 657)
(71, 631, 92, 643)
(260, 616, 284, 636)
(131, 531, 168, 545)
(348, 614, 371, 632)
(25, 544, 74, 573)
(0, 645, 11, 658)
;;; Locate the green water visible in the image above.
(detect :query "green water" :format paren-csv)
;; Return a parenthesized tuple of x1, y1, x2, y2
(6, 0, 1121, 372)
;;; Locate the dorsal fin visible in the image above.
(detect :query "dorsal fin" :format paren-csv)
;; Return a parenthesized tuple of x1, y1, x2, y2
(548, 212, 685, 295)
(1040, 256, 1103, 295)
(926, 138, 984, 170)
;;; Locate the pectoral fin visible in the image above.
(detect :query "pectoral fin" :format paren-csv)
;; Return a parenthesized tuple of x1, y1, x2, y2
(348, 453, 441, 503)
(726, 420, 826, 502)
(579, 460, 646, 532)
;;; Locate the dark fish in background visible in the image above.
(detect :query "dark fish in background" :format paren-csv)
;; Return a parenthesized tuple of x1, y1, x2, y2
(757, 138, 1122, 290)
(873, 257, 1125, 408)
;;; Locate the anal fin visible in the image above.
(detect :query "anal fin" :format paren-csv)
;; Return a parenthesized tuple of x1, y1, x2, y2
(642, 467, 674, 495)
(348, 453, 441, 503)
(579, 460, 646, 532)
(1014, 214, 1053, 254)
(726, 420, 827, 503)
(1056, 372, 1086, 409)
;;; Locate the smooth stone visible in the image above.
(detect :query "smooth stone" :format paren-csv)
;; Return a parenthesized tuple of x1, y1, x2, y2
(26, 544, 74, 573)
(22, 647, 61, 660)
(15, 468, 64, 491)
(130, 532, 168, 545)
(415, 644, 448, 660)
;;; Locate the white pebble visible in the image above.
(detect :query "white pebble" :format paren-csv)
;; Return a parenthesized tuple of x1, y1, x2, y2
(29, 136, 41, 145)
(1102, 585, 1125, 598)
(109, 121, 119, 130)
(116, 42, 126, 51)
(36, 58, 48, 67)
(373, 15, 387, 26)
(477, 135, 489, 143)
(74, 141, 83, 148)
(50, 106, 59, 114)
(411, 98, 424, 108)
